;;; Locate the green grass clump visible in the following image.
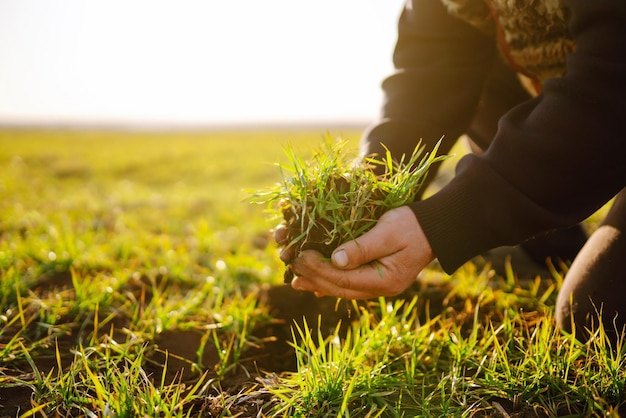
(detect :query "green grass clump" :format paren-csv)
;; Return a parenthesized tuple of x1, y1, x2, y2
(252, 137, 445, 282)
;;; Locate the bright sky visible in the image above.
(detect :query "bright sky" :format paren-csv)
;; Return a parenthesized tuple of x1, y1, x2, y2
(0, 1, 404, 127)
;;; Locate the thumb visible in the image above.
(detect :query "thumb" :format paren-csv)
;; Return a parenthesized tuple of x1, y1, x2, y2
(331, 206, 413, 269)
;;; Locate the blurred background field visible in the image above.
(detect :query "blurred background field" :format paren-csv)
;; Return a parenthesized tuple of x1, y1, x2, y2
(4, 128, 370, 243)
(1, 128, 334, 288)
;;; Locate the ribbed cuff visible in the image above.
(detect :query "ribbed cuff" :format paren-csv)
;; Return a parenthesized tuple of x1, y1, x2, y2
(410, 155, 569, 273)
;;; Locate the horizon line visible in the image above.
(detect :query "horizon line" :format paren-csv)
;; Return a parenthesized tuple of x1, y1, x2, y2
(0, 118, 373, 133)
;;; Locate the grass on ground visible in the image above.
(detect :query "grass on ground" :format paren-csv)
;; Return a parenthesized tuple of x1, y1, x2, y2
(0, 128, 624, 417)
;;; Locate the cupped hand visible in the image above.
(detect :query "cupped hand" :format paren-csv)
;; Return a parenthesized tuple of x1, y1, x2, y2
(289, 206, 434, 299)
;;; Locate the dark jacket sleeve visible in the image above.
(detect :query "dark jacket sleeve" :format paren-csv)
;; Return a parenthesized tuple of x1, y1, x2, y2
(360, 0, 496, 169)
(411, 0, 626, 273)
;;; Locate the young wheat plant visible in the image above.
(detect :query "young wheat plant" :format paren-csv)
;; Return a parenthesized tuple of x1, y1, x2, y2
(252, 136, 445, 282)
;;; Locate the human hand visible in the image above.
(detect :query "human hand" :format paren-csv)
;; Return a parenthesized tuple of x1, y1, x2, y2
(289, 206, 434, 299)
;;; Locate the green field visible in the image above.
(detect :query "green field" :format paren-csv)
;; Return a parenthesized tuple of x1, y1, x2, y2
(0, 128, 624, 417)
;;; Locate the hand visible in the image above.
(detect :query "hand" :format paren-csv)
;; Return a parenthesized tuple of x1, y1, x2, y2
(290, 206, 434, 299)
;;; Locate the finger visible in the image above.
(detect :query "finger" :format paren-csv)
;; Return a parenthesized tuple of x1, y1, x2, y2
(291, 276, 378, 300)
(293, 250, 406, 297)
(292, 262, 403, 299)
(273, 224, 290, 245)
(279, 246, 295, 264)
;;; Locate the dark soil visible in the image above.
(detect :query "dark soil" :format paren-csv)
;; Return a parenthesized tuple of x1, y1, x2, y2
(0, 386, 34, 418)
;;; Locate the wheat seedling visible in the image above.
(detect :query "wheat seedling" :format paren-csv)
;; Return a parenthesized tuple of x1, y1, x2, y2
(252, 136, 445, 282)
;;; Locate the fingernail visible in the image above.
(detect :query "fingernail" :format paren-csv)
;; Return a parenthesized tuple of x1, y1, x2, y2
(333, 249, 348, 267)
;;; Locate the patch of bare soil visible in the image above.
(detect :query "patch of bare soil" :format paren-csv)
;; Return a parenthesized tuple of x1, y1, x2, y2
(0, 386, 34, 418)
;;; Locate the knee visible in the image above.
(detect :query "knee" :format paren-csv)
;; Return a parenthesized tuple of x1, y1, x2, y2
(555, 285, 606, 343)
(555, 224, 626, 344)
(556, 294, 624, 345)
